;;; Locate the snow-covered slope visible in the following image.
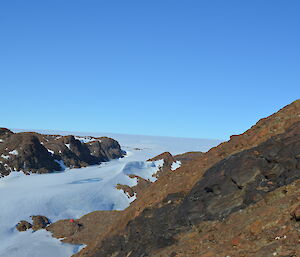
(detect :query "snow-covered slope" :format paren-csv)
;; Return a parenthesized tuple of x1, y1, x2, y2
(0, 131, 222, 257)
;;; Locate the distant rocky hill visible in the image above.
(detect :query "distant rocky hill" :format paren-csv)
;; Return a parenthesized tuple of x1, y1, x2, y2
(0, 129, 124, 177)
(47, 99, 300, 257)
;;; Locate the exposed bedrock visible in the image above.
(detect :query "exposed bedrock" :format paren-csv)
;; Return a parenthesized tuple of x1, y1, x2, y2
(0, 130, 124, 177)
(179, 121, 300, 225)
(83, 121, 300, 257)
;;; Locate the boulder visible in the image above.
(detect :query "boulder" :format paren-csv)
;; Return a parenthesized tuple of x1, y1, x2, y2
(31, 215, 51, 231)
(16, 220, 32, 232)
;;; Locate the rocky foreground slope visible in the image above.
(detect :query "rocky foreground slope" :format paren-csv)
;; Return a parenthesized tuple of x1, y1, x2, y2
(42, 100, 300, 257)
(0, 129, 124, 177)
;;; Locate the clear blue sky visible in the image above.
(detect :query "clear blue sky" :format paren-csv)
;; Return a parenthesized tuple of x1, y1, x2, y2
(0, 0, 299, 139)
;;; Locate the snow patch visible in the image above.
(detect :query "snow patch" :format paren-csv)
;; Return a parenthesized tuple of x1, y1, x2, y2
(0, 139, 3, 143)
(171, 161, 181, 171)
(9, 150, 18, 156)
(129, 192, 137, 202)
(65, 144, 70, 150)
(47, 149, 54, 155)
(75, 136, 95, 143)
(1, 155, 10, 160)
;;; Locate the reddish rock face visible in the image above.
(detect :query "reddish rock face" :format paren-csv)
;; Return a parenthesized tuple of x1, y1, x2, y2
(67, 100, 300, 257)
(46, 211, 121, 245)
(76, 121, 300, 257)
(116, 151, 205, 201)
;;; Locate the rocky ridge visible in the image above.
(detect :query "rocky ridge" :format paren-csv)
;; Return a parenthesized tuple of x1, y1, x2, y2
(116, 151, 201, 199)
(58, 100, 300, 257)
(0, 130, 124, 177)
(74, 120, 300, 257)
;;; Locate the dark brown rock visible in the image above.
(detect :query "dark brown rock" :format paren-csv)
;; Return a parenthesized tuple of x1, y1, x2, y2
(0, 128, 13, 138)
(16, 220, 32, 232)
(31, 215, 51, 231)
(180, 121, 300, 225)
(291, 206, 300, 221)
(0, 130, 124, 177)
(87, 137, 124, 161)
(0, 133, 61, 176)
(75, 119, 300, 257)
(46, 135, 97, 168)
(72, 100, 300, 257)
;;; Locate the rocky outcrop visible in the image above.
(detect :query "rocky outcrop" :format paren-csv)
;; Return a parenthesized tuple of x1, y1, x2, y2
(98, 100, 300, 238)
(44, 135, 98, 168)
(179, 121, 300, 224)
(87, 137, 125, 161)
(0, 133, 61, 176)
(148, 152, 175, 166)
(116, 175, 152, 198)
(0, 128, 13, 138)
(0, 131, 124, 177)
(117, 152, 196, 199)
(76, 120, 300, 257)
(16, 215, 51, 232)
(16, 221, 32, 232)
(72, 100, 300, 257)
(31, 215, 51, 231)
(174, 151, 203, 164)
(47, 211, 121, 245)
